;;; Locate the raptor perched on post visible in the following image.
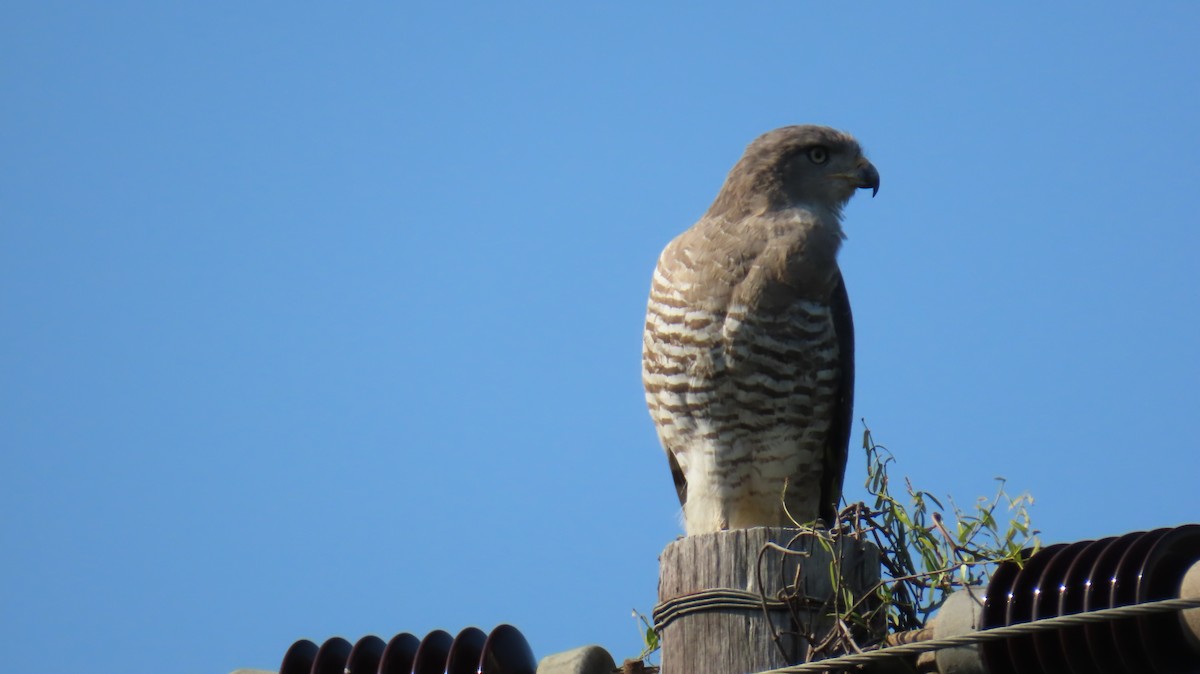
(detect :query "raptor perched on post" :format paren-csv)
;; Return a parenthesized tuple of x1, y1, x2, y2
(642, 125, 879, 536)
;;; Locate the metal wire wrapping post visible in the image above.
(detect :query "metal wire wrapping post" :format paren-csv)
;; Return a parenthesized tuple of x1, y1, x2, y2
(653, 589, 812, 632)
(753, 596, 1200, 673)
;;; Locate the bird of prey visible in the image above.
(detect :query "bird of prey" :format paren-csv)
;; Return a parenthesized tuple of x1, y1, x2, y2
(642, 125, 879, 535)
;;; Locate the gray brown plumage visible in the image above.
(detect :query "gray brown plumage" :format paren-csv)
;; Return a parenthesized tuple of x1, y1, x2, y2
(642, 125, 879, 535)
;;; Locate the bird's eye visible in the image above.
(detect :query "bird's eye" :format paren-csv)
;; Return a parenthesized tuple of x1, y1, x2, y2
(807, 146, 829, 164)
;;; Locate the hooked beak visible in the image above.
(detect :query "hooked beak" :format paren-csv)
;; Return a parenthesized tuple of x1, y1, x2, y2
(856, 159, 880, 197)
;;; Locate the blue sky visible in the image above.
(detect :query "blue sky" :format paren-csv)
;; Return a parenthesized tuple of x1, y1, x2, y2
(3, 4, 1198, 673)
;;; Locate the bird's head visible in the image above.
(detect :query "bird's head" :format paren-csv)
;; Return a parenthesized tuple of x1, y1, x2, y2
(708, 125, 879, 219)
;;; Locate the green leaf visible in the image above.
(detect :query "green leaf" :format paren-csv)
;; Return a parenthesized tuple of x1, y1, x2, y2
(644, 627, 659, 651)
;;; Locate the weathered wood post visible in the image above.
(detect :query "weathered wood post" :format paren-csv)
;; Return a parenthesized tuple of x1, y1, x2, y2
(656, 527, 881, 674)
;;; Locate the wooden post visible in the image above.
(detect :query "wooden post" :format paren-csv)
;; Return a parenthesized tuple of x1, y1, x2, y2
(657, 527, 881, 674)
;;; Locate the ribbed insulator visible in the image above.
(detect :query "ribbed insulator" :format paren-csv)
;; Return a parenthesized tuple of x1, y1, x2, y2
(280, 624, 535, 674)
(980, 524, 1200, 674)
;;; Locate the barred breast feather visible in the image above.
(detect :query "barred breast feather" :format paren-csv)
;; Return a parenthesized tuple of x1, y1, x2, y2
(642, 212, 853, 534)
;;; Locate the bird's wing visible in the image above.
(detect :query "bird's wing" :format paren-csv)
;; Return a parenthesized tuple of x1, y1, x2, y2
(666, 447, 687, 507)
(819, 269, 854, 524)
